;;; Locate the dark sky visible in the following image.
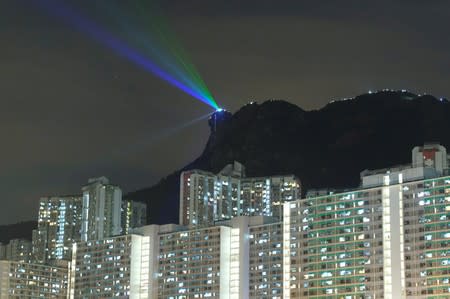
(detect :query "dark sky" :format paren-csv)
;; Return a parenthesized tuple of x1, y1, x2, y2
(1, 0, 449, 225)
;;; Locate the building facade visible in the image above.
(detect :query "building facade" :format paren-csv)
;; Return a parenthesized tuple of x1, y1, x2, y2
(283, 144, 450, 299)
(1, 144, 448, 299)
(121, 199, 147, 235)
(180, 162, 301, 227)
(0, 239, 32, 263)
(0, 260, 69, 298)
(157, 225, 227, 298)
(412, 143, 448, 174)
(249, 221, 284, 299)
(33, 195, 82, 262)
(133, 216, 283, 299)
(0, 244, 5, 260)
(81, 177, 122, 241)
(70, 234, 150, 298)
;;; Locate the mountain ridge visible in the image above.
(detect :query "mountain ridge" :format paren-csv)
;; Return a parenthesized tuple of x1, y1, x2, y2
(1, 90, 449, 241)
(126, 90, 450, 225)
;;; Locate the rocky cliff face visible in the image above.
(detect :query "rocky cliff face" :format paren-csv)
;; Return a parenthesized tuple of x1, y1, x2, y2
(4, 90, 449, 241)
(126, 90, 450, 225)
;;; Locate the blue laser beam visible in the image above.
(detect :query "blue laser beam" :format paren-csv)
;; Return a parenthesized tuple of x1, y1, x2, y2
(32, 0, 219, 110)
(96, 2, 207, 104)
(110, 111, 213, 158)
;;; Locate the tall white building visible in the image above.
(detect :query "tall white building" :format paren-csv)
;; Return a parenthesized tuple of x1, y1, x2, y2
(136, 216, 283, 299)
(81, 177, 122, 241)
(248, 220, 284, 298)
(70, 234, 150, 298)
(67, 216, 284, 299)
(180, 161, 301, 227)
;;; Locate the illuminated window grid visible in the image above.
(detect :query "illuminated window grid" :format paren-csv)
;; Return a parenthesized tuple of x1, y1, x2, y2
(73, 235, 132, 298)
(289, 190, 385, 298)
(36, 196, 82, 262)
(249, 222, 284, 299)
(181, 170, 301, 227)
(157, 227, 222, 298)
(3, 261, 68, 298)
(403, 177, 450, 298)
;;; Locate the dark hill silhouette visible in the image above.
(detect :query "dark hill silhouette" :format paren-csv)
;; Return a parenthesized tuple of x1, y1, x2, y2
(0, 221, 36, 244)
(2, 90, 449, 241)
(126, 90, 450, 225)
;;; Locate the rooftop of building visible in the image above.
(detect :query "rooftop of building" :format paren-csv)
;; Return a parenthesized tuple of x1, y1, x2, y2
(360, 163, 413, 177)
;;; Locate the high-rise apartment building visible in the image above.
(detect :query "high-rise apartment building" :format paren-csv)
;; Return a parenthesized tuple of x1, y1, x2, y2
(0, 239, 32, 263)
(121, 199, 147, 235)
(67, 216, 284, 298)
(157, 225, 227, 298)
(284, 176, 450, 298)
(241, 176, 299, 220)
(284, 143, 450, 298)
(33, 195, 82, 262)
(1, 143, 448, 299)
(81, 177, 122, 241)
(70, 234, 150, 298)
(180, 161, 301, 226)
(131, 216, 283, 299)
(0, 260, 69, 298)
(248, 220, 284, 298)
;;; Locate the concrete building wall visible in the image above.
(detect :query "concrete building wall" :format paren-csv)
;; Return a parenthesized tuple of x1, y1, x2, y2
(0, 261, 10, 299)
(157, 226, 224, 298)
(4, 239, 32, 263)
(249, 221, 284, 298)
(284, 174, 450, 299)
(71, 235, 133, 298)
(180, 164, 301, 227)
(0, 260, 68, 298)
(0, 244, 5, 260)
(34, 195, 82, 262)
(81, 177, 122, 241)
(121, 200, 147, 235)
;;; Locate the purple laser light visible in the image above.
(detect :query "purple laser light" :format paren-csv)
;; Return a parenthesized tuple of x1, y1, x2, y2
(32, 0, 219, 110)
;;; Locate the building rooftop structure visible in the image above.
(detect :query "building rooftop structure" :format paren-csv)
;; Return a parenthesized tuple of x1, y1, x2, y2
(361, 142, 449, 188)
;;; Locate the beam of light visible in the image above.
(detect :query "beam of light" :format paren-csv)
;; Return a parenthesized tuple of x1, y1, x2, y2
(95, 2, 207, 104)
(95, 0, 217, 109)
(82, 112, 213, 168)
(32, 0, 220, 110)
(71, 111, 213, 179)
(110, 111, 213, 158)
(131, 0, 216, 104)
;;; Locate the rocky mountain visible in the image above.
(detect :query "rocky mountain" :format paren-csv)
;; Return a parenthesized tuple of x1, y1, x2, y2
(2, 90, 449, 240)
(126, 90, 450, 225)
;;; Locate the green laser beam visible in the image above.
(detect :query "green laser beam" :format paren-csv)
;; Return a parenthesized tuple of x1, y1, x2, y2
(133, 0, 217, 106)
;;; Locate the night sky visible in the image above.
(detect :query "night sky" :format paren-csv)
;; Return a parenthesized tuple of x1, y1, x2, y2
(1, 0, 449, 224)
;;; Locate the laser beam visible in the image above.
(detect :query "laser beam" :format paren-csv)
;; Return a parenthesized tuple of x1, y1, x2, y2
(112, 111, 213, 157)
(33, 0, 220, 110)
(96, 2, 209, 104)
